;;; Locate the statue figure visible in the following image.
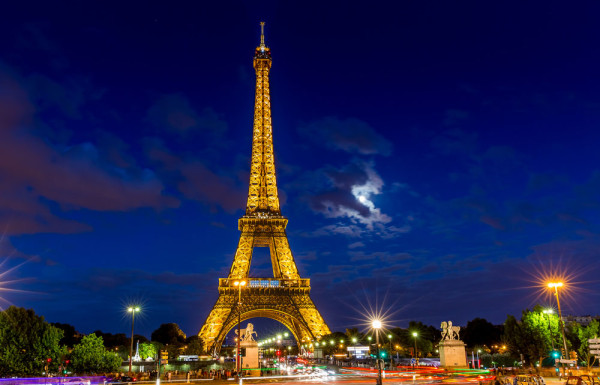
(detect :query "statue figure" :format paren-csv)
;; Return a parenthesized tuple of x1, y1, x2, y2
(441, 321, 449, 340)
(243, 323, 258, 342)
(235, 323, 258, 342)
(440, 321, 461, 340)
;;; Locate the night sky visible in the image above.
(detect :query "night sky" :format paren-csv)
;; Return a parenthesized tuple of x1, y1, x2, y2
(1, 1, 600, 339)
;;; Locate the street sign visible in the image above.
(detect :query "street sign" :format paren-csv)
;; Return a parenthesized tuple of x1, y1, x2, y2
(590, 350, 600, 355)
(589, 344, 600, 349)
(588, 338, 600, 344)
(558, 359, 576, 364)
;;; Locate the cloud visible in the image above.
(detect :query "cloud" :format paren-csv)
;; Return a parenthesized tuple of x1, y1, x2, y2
(308, 224, 365, 238)
(144, 138, 246, 213)
(431, 128, 478, 157)
(147, 94, 228, 138)
(348, 242, 364, 249)
(0, 65, 177, 235)
(443, 109, 469, 126)
(308, 160, 392, 229)
(298, 116, 392, 156)
(178, 162, 246, 213)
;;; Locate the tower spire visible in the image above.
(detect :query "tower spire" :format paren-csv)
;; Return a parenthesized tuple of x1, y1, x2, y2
(248, 21, 277, 216)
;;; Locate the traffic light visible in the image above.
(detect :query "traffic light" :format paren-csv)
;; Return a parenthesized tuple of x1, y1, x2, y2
(47, 358, 52, 363)
(551, 351, 560, 359)
(380, 351, 386, 358)
(276, 350, 281, 356)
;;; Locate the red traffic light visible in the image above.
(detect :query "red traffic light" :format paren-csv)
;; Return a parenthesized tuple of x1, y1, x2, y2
(46, 358, 52, 363)
(276, 350, 281, 356)
(65, 360, 70, 364)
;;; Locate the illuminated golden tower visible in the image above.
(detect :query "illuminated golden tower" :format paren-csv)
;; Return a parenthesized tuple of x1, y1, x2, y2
(198, 23, 330, 354)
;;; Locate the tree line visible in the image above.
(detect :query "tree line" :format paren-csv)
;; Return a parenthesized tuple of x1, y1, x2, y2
(0, 306, 203, 377)
(319, 305, 599, 368)
(2, 303, 598, 376)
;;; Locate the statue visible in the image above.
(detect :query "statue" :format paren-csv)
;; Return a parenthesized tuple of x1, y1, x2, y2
(235, 323, 258, 342)
(439, 320, 467, 367)
(441, 321, 460, 340)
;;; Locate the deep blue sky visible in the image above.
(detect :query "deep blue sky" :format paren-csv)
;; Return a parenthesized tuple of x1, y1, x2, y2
(1, 1, 600, 339)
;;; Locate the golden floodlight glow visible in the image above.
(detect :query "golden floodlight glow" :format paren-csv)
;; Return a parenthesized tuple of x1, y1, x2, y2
(548, 282, 563, 288)
(372, 319, 382, 329)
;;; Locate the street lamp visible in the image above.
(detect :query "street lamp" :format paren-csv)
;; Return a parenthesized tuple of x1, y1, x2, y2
(548, 282, 569, 359)
(412, 332, 418, 367)
(477, 349, 481, 369)
(127, 306, 140, 374)
(372, 320, 383, 385)
(388, 334, 392, 354)
(234, 280, 247, 376)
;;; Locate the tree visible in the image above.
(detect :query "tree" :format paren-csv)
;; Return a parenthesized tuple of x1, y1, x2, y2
(344, 328, 365, 342)
(481, 353, 519, 368)
(394, 321, 438, 357)
(92, 330, 129, 348)
(139, 341, 161, 360)
(184, 336, 203, 356)
(572, 320, 599, 367)
(503, 306, 562, 367)
(318, 331, 347, 355)
(70, 334, 121, 374)
(0, 306, 66, 376)
(51, 323, 81, 348)
(151, 323, 186, 345)
(462, 318, 502, 348)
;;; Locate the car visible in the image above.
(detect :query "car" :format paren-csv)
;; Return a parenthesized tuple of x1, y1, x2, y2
(514, 375, 546, 385)
(109, 376, 137, 383)
(581, 376, 600, 385)
(567, 376, 600, 385)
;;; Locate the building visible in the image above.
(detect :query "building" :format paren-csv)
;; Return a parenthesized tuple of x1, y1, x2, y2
(347, 346, 370, 359)
(561, 315, 600, 326)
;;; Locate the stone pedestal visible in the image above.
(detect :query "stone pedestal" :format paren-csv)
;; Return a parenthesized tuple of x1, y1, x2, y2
(241, 340, 260, 376)
(439, 340, 467, 368)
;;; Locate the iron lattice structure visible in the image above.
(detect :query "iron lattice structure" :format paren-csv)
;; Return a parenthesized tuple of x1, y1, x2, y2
(198, 23, 330, 354)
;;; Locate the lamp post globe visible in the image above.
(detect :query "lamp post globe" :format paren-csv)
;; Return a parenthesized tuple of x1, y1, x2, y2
(234, 280, 246, 376)
(371, 319, 383, 385)
(548, 281, 569, 360)
(127, 306, 141, 375)
(412, 332, 418, 367)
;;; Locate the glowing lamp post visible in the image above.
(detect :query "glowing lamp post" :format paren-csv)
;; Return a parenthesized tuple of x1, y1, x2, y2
(127, 306, 140, 374)
(372, 319, 383, 385)
(412, 332, 418, 367)
(548, 282, 569, 359)
(234, 280, 247, 376)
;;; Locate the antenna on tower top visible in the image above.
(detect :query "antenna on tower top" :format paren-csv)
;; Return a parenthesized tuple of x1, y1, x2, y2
(260, 22, 265, 47)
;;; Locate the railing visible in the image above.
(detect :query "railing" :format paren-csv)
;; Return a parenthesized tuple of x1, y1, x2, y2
(219, 278, 310, 288)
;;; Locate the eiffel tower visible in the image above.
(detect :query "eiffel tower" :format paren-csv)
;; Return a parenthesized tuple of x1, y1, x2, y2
(198, 23, 331, 354)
